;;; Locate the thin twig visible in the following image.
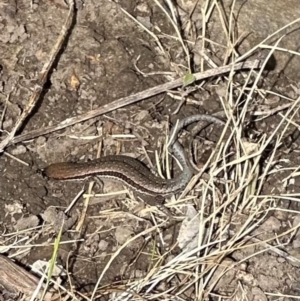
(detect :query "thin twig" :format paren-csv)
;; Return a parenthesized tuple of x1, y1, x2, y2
(0, 1, 75, 152)
(9, 59, 263, 146)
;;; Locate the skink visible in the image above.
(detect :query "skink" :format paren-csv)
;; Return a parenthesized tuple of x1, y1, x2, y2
(44, 114, 225, 196)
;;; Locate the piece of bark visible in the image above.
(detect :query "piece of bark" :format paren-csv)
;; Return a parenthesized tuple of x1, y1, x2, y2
(0, 255, 53, 300)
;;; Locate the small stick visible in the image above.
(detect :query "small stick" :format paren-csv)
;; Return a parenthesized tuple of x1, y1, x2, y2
(0, 255, 54, 299)
(9, 59, 263, 146)
(0, 0, 75, 152)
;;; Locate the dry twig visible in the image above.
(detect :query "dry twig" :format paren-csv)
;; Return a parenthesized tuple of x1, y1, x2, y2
(9, 59, 262, 147)
(0, 0, 75, 152)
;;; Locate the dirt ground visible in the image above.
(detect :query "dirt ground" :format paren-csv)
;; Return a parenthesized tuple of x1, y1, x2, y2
(0, 0, 300, 300)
